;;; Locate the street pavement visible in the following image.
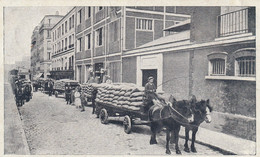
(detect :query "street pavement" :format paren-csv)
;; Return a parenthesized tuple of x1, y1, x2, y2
(16, 90, 224, 155)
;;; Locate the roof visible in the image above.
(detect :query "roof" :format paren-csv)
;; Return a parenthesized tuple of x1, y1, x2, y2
(136, 30, 191, 49)
(123, 30, 191, 56)
(164, 19, 191, 32)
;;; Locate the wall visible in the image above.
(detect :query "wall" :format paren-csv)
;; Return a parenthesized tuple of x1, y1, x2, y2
(191, 43, 256, 141)
(191, 43, 256, 117)
(162, 51, 190, 100)
(190, 7, 220, 43)
(122, 57, 137, 84)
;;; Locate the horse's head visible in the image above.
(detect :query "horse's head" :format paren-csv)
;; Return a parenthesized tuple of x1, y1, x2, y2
(170, 99, 194, 123)
(193, 99, 212, 123)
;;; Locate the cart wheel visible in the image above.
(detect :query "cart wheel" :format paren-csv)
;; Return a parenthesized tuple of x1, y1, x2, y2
(55, 91, 58, 97)
(100, 108, 109, 124)
(123, 115, 132, 134)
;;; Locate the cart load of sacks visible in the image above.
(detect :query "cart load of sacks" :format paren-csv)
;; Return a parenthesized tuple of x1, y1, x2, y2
(81, 83, 99, 98)
(95, 83, 145, 111)
(54, 80, 66, 90)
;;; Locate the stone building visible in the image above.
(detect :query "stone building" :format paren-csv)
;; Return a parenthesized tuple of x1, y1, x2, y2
(74, 6, 190, 83)
(34, 13, 63, 79)
(50, 7, 76, 80)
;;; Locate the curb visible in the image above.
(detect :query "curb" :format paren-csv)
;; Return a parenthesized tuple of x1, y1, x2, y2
(178, 135, 236, 155)
(16, 106, 31, 155)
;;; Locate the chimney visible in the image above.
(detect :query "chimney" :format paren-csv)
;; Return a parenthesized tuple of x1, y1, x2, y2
(55, 11, 59, 15)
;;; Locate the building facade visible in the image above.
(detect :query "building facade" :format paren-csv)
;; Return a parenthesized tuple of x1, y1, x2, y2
(50, 7, 76, 80)
(122, 7, 256, 141)
(37, 14, 63, 79)
(74, 6, 190, 84)
(30, 26, 40, 76)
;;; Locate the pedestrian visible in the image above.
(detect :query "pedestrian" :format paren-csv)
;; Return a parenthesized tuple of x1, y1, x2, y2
(80, 91, 86, 112)
(65, 85, 71, 105)
(74, 87, 82, 110)
(70, 88, 75, 105)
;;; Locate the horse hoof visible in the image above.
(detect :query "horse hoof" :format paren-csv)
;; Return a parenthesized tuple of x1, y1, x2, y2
(166, 149, 171, 155)
(150, 139, 158, 145)
(191, 147, 197, 153)
(184, 147, 190, 153)
(176, 150, 182, 154)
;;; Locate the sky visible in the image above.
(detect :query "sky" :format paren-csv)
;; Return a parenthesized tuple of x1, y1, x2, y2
(4, 6, 73, 64)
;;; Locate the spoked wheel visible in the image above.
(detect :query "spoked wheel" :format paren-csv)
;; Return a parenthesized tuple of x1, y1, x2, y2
(100, 108, 109, 124)
(55, 91, 58, 97)
(123, 115, 132, 134)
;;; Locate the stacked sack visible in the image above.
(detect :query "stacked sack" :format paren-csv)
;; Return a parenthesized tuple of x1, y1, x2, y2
(95, 83, 145, 111)
(54, 80, 66, 90)
(81, 83, 99, 98)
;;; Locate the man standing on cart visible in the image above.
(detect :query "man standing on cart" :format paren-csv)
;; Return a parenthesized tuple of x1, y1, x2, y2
(144, 76, 157, 112)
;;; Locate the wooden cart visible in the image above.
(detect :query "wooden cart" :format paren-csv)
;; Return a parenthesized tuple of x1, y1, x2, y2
(96, 102, 150, 134)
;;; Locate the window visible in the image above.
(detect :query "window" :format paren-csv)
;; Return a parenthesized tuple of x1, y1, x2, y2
(207, 52, 227, 76)
(77, 10, 82, 25)
(62, 24, 64, 35)
(47, 30, 51, 38)
(218, 7, 250, 37)
(48, 19, 51, 25)
(62, 40, 64, 51)
(234, 48, 256, 77)
(65, 38, 67, 50)
(65, 21, 67, 33)
(52, 32, 55, 41)
(85, 33, 91, 50)
(86, 7, 91, 19)
(88, 7, 91, 18)
(69, 17, 71, 30)
(136, 19, 153, 30)
(72, 34, 74, 47)
(72, 15, 74, 28)
(55, 30, 56, 40)
(210, 59, 225, 75)
(48, 52, 51, 60)
(96, 27, 103, 46)
(236, 57, 255, 77)
(77, 37, 82, 52)
(69, 35, 71, 47)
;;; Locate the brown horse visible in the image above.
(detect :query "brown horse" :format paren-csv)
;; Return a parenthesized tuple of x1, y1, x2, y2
(183, 98, 212, 153)
(148, 96, 195, 154)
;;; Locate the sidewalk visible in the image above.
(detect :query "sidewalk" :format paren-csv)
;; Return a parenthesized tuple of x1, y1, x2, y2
(179, 126, 256, 155)
(4, 83, 30, 155)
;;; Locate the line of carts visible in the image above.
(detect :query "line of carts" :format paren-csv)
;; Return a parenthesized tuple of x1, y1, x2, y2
(34, 79, 152, 134)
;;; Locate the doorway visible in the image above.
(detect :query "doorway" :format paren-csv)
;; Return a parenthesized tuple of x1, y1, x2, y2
(142, 69, 157, 88)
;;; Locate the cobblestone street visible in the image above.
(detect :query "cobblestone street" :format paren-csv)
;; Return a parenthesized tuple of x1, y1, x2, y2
(16, 90, 223, 155)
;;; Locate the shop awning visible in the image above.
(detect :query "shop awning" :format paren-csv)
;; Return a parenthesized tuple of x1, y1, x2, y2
(35, 73, 43, 78)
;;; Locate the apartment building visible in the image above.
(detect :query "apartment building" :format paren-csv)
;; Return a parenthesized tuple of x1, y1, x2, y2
(30, 26, 40, 76)
(37, 14, 63, 79)
(123, 7, 255, 141)
(74, 6, 190, 84)
(50, 7, 76, 80)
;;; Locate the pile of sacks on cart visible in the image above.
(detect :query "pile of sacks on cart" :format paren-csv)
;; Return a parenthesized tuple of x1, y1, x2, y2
(81, 83, 146, 111)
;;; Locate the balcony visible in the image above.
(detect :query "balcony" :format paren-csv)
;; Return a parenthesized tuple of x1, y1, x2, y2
(217, 7, 255, 38)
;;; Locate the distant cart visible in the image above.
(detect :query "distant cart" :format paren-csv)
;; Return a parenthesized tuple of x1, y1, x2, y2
(53, 79, 80, 98)
(95, 101, 149, 134)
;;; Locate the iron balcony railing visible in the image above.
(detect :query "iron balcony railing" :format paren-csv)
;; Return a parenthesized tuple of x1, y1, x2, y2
(217, 7, 255, 37)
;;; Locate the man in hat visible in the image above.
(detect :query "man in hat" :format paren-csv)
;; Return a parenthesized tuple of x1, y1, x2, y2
(144, 76, 158, 112)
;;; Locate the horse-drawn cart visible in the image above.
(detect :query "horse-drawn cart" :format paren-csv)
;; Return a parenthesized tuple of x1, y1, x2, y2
(53, 79, 80, 98)
(96, 101, 149, 134)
